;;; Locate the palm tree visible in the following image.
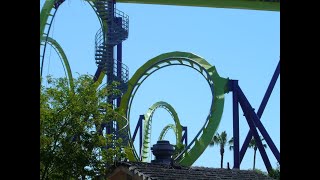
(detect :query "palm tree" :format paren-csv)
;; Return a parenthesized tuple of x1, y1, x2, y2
(210, 131, 233, 168)
(228, 137, 234, 151)
(249, 136, 267, 170)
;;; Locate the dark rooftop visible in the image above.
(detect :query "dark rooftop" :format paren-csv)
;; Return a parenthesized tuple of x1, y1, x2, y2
(110, 161, 274, 180)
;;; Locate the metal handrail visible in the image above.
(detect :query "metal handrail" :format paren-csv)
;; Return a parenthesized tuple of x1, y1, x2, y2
(94, 28, 129, 83)
(114, 8, 129, 33)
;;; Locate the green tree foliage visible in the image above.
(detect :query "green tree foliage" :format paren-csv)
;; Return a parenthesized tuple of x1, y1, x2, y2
(250, 163, 280, 179)
(253, 168, 268, 176)
(209, 131, 233, 168)
(268, 163, 280, 179)
(40, 75, 128, 179)
(228, 137, 234, 151)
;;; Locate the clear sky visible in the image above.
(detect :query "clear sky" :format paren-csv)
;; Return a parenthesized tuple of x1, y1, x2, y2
(40, 0, 280, 172)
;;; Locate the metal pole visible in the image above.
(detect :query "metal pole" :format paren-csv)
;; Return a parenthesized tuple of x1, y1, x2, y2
(116, 42, 122, 107)
(132, 115, 144, 142)
(231, 80, 240, 169)
(139, 118, 142, 159)
(181, 126, 188, 146)
(131, 115, 143, 159)
(257, 61, 280, 117)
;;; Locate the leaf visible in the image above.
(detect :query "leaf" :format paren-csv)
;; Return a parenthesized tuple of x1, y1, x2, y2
(40, 75, 128, 179)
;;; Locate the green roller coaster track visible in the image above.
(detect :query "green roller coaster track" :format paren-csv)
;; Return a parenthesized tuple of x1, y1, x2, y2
(40, 0, 277, 167)
(40, 0, 107, 87)
(141, 101, 183, 162)
(159, 124, 177, 141)
(40, 0, 279, 83)
(119, 51, 229, 166)
(117, 0, 280, 11)
(41, 36, 74, 90)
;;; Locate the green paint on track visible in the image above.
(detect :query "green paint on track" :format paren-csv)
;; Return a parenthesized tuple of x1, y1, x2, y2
(40, 1, 238, 167)
(119, 51, 229, 166)
(141, 101, 183, 162)
(117, 0, 279, 11)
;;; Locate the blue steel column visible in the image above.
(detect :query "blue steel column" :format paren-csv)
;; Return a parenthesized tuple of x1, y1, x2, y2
(237, 85, 273, 172)
(230, 80, 240, 169)
(103, 0, 115, 139)
(93, 0, 129, 151)
(238, 86, 280, 163)
(132, 115, 144, 159)
(257, 61, 280, 119)
(106, 0, 115, 105)
(116, 42, 122, 107)
(139, 118, 142, 160)
(240, 61, 280, 163)
(181, 126, 188, 146)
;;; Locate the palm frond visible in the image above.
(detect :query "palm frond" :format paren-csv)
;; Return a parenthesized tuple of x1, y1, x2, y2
(263, 144, 267, 148)
(228, 137, 234, 145)
(249, 136, 268, 149)
(213, 135, 220, 144)
(249, 137, 256, 148)
(228, 137, 234, 151)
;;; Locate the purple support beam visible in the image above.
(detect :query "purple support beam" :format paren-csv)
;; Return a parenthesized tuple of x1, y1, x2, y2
(238, 87, 280, 163)
(240, 61, 280, 163)
(237, 85, 273, 172)
(132, 115, 144, 158)
(116, 43, 122, 73)
(257, 61, 280, 120)
(106, 45, 114, 101)
(139, 118, 142, 160)
(106, 123, 111, 135)
(181, 126, 188, 146)
(132, 115, 143, 142)
(116, 42, 122, 108)
(252, 115, 280, 163)
(230, 80, 240, 169)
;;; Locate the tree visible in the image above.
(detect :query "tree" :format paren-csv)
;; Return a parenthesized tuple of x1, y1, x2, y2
(249, 136, 267, 170)
(228, 137, 234, 151)
(253, 168, 268, 176)
(40, 75, 128, 179)
(268, 163, 280, 179)
(209, 131, 233, 168)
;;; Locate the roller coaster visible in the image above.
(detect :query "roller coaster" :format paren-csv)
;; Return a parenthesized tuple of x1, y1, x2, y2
(40, 0, 279, 173)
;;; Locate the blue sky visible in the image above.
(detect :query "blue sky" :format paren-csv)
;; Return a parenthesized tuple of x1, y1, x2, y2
(40, 0, 280, 172)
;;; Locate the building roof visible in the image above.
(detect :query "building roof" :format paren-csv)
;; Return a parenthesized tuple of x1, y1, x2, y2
(109, 161, 274, 180)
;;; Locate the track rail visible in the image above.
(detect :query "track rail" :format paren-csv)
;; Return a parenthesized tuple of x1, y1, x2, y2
(119, 51, 229, 166)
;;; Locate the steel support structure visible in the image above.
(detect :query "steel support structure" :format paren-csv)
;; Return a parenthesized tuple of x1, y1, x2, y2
(230, 80, 240, 169)
(240, 61, 280, 164)
(116, 42, 122, 107)
(181, 126, 188, 147)
(132, 115, 144, 160)
(229, 60, 280, 173)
